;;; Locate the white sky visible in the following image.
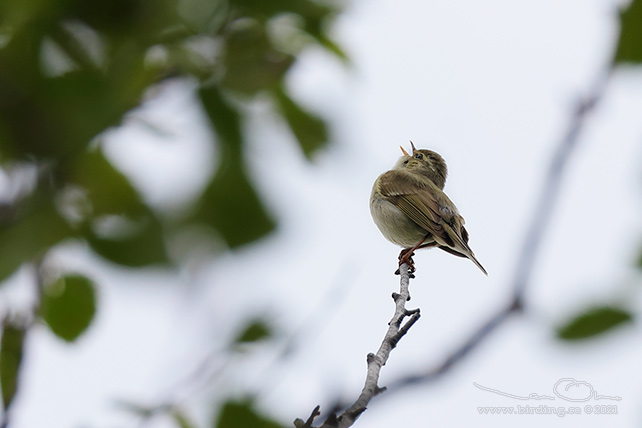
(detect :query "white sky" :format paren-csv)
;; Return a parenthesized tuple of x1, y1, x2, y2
(5, 0, 642, 427)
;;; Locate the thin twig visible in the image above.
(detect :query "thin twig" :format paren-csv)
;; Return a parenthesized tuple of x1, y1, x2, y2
(295, 263, 421, 428)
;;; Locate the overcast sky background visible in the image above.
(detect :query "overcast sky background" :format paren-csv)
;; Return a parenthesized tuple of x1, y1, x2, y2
(5, 0, 642, 426)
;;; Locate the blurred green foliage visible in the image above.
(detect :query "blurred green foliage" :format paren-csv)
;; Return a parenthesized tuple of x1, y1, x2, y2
(0, 319, 25, 411)
(557, 306, 633, 341)
(0, 201, 73, 281)
(0, 0, 343, 424)
(273, 85, 328, 159)
(0, 0, 342, 280)
(196, 85, 276, 247)
(615, 0, 642, 63)
(233, 318, 273, 346)
(40, 274, 97, 342)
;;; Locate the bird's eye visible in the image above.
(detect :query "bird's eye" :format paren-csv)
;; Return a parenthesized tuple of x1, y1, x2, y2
(414, 153, 423, 160)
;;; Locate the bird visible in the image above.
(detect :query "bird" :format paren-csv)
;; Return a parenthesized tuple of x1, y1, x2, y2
(370, 141, 487, 275)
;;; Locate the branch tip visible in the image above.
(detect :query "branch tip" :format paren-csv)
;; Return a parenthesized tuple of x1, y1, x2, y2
(294, 405, 321, 428)
(366, 353, 377, 364)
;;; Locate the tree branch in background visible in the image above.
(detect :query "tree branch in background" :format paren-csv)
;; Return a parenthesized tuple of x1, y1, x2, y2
(295, 263, 420, 428)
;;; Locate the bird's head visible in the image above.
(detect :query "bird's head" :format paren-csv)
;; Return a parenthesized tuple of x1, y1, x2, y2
(395, 141, 448, 189)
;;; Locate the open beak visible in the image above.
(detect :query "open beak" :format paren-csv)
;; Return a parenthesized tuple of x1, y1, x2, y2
(399, 145, 409, 156)
(409, 140, 417, 153)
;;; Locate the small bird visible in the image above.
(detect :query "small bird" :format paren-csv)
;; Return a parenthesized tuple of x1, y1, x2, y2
(370, 142, 487, 275)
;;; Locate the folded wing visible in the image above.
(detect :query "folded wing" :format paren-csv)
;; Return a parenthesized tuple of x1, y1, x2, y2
(378, 170, 487, 275)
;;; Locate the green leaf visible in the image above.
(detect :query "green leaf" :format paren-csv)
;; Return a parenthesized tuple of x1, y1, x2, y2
(0, 29, 150, 160)
(0, 203, 74, 282)
(227, 0, 346, 62)
(43, 71, 125, 150)
(40, 274, 97, 342)
(220, 20, 294, 95)
(65, 0, 178, 38)
(233, 319, 272, 345)
(557, 306, 633, 341)
(273, 87, 328, 159)
(198, 86, 243, 156)
(199, 164, 276, 248)
(315, 34, 349, 63)
(0, 319, 26, 411)
(196, 86, 276, 248)
(215, 400, 284, 428)
(85, 214, 170, 267)
(615, 0, 642, 64)
(0, 26, 57, 160)
(63, 149, 170, 268)
(62, 149, 145, 217)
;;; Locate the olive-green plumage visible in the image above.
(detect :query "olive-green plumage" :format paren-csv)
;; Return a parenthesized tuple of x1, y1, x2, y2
(370, 143, 487, 275)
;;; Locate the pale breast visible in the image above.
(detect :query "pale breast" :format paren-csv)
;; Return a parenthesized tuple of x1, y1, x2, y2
(370, 191, 430, 249)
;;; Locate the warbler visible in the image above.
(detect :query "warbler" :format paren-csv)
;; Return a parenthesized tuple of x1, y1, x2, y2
(370, 142, 487, 275)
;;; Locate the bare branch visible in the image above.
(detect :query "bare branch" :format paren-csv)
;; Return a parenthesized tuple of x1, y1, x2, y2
(296, 262, 421, 428)
(294, 405, 321, 428)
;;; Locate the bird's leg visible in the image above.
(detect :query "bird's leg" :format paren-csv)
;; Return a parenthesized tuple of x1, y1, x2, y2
(396, 248, 415, 274)
(395, 235, 431, 276)
(395, 254, 417, 278)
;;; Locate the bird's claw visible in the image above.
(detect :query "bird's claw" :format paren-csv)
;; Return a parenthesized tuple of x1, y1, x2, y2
(396, 250, 416, 275)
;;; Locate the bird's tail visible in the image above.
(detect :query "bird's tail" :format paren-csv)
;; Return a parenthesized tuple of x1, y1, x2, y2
(437, 244, 488, 276)
(468, 253, 488, 276)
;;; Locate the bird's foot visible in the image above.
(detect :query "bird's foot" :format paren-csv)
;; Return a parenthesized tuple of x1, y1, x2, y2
(395, 249, 416, 276)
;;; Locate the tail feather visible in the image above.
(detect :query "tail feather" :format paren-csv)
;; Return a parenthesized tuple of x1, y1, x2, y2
(437, 245, 488, 276)
(468, 253, 488, 276)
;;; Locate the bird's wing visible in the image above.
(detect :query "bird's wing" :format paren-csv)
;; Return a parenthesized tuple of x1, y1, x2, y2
(378, 170, 487, 275)
(378, 170, 461, 244)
